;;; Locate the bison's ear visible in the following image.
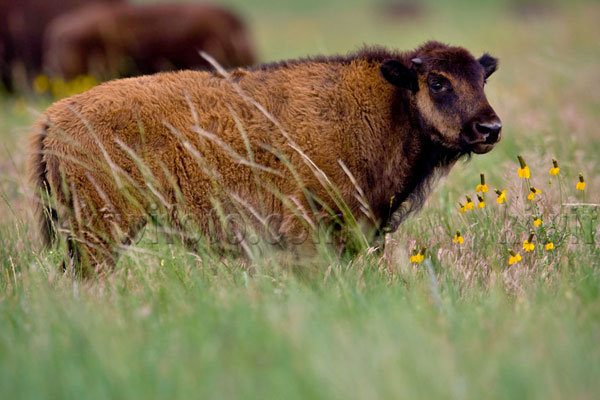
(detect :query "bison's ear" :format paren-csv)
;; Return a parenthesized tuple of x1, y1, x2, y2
(478, 54, 498, 79)
(380, 60, 418, 92)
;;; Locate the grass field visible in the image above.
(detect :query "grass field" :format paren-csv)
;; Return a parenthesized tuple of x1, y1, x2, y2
(1, 0, 599, 398)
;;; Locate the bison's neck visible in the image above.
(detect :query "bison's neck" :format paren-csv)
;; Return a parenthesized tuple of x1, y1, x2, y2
(381, 135, 462, 232)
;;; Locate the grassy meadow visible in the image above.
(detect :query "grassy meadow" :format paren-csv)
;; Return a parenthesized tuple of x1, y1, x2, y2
(1, 0, 600, 398)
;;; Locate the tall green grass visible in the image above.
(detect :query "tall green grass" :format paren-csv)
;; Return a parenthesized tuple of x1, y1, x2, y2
(1, 230, 599, 399)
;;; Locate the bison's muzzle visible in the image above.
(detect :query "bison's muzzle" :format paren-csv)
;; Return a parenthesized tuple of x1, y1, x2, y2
(462, 114, 502, 154)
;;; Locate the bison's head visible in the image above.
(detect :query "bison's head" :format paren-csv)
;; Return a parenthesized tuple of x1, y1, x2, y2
(381, 41, 501, 154)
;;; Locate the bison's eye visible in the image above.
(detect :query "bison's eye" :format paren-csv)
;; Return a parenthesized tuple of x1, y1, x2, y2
(430, 82, 444, 92)
(428, 74, 451, 93)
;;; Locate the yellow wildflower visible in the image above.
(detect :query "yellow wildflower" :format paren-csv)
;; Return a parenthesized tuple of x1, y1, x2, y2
(465, 195, 474, 210)
(545, 241, 554, 251)
(81, 75, 99, 89)
(508, 250, 522, 265)
(453, 231, 464, 244)
(410, 247, 425, 264)
(477, 194, 485, 209)
(533, 216, 543, 227)
(527, 187, 542, 201)
(459, 202, 466, 214)
(476, 173, 489, 193)
(495, 189, 507, 204)
(523, 241, 535, 252)
(523, 233, 535, 252)
(576, 173, 586, 191)
(160, 259, 165, 266)
(517, 155, 530, 179)
(548, 159, 560, 176)
(33, 74, 50, 93)
(50, 78, 67, 99)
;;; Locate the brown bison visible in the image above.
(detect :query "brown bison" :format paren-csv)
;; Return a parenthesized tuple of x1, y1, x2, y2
(29, 41, 501, 273)
(0, 0, 123, 91)
(43, 2, 256, 80)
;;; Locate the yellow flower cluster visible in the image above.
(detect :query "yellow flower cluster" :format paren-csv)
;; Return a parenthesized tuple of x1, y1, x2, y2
(549, 159, 560, 176)
(523, 237, 535, 252)
(464, 196, 474, 210)
(508, 250, 522, 265)
(453, 231, 464, 244)
(34, 74, 99, 100)
(460, 195, 475, 213)
(495, 189, 507, 204)
(576, 173, 586, 191)
(477, 194, 485, 209)
(527, 187, 542, 201)
(517, 155, 530, 179)
(453, 156, 589, 267)
(476, 173, 488, 193)
(410, 247, 426, 264)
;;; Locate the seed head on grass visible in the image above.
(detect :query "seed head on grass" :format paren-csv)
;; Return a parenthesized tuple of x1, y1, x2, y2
(517, 155, 530, 179)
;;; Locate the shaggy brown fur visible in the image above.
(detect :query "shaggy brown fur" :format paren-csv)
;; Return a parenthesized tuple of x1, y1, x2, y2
(29, 41, 501, 273)
(43, 2, 256, 80)
(0, 0, 123, 91)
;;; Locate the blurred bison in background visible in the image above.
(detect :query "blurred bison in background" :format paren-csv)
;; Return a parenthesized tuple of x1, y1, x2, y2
(43, 2, 257, 81)
(0, 0, 123, 91)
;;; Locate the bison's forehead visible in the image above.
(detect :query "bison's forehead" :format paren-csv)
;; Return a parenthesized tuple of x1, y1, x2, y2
(417, 44, 484, 83)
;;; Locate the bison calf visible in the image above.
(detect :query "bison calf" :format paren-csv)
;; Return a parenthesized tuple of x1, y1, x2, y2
(43, 2, 256, 80)
(30, 41, 501, 273)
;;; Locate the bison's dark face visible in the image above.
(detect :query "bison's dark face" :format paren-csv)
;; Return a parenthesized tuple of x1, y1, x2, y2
(381, 42, 501, 154)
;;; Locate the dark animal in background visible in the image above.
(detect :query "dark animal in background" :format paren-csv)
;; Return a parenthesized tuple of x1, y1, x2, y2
(43, 2, 256, 80)
(0, 0, 123, 91)
(29, 41, 500, 273)
(378, 1, 424, 20)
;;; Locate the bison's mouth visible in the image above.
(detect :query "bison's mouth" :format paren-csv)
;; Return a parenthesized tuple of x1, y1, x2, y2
(460, 137, 497, 154)
(460, 120, 502, 154)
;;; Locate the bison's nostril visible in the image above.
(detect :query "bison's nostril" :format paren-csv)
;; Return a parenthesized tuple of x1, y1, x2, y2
(475, 122, 502, 143)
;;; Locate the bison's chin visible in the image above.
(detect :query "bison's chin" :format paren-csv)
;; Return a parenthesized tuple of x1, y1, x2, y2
(471, 143, 496, 154)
